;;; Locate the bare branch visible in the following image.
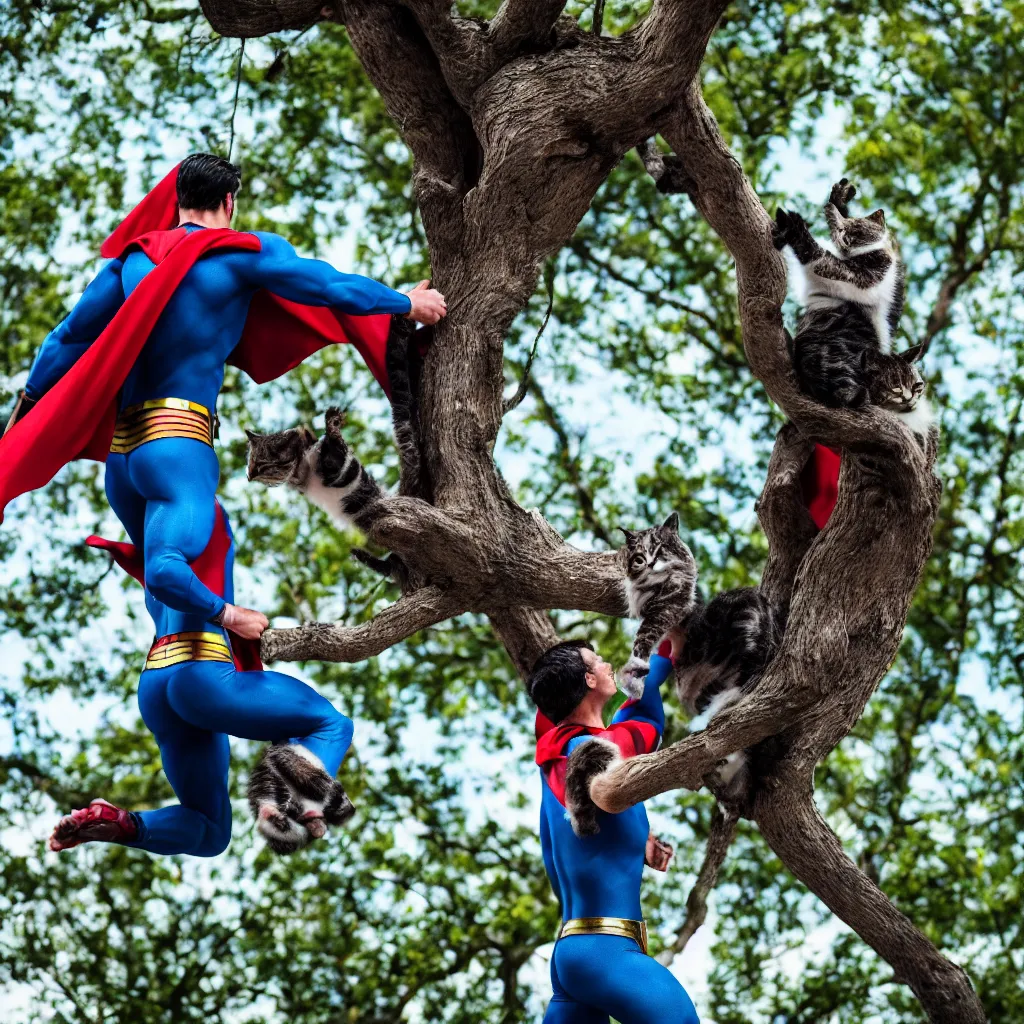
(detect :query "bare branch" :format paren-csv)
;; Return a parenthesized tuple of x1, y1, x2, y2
(657, 804, 737, 965)
(261, 586, 463, 663)
(502, 275, 553, 415)
(488, 0, 567, 54)
(756, 790, 985, 1024)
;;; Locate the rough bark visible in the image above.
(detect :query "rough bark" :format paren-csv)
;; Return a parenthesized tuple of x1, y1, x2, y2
(196, 3, 985, 1019)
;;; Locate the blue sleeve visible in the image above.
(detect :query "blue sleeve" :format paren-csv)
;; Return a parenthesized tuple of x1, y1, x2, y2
(611, 653, 672, 737)
(243, 233, 412, 316)
(25, 260, 125, 400)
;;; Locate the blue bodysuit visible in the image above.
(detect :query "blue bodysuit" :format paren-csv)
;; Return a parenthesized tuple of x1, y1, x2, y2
(27, 228, 411, 855)
(537, 655, 699, 1023)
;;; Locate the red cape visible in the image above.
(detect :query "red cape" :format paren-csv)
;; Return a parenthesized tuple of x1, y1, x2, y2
(86, 502, 263, 673)
(802, 444, 841, 530)
(0, 226, 391, 523)
(535, 713, 660, 807)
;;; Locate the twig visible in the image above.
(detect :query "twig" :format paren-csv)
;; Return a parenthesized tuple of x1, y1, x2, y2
(657, 804, 737, 964)
(503, 269, 555, 416)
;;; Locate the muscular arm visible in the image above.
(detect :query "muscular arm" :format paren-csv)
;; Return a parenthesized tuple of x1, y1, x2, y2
(244, 233, 412, 316)
(25, 260, 126, 400)
(611, 652, 673, 739)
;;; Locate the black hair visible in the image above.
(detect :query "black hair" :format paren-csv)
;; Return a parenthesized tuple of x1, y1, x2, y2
(527, 640, 594, 724)
(176, 153, 242, 212)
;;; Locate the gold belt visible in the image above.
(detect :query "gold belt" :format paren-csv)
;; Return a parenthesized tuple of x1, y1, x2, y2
(145, 632, 233, 671)
(557, 917, 648, 955)
(110, 398, 216, 455)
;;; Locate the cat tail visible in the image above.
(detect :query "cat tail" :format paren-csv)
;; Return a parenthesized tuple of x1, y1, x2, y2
(385, 316, 425, 498)
(352, 547, 410, 588)
(565, 737, 622, 837)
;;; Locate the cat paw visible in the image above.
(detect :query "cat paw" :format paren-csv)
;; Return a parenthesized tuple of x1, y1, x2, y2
(772, 208, 807, 250)
(617, 657, 650, 701)
(827, 178, 857, 216)
(324, 405, 346, 442)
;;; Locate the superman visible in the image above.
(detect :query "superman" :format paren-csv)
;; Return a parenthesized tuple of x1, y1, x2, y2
(0, 153, 445, 856)
(530, 640, 699, 1024)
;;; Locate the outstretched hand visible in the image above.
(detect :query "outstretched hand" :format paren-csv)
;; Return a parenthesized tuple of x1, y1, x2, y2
(220, 603, 269, 640)
(404, 279, 447, 325)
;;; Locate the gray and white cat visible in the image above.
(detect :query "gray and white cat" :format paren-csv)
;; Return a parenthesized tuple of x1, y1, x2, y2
(775, 178, 933, 437)
(248, 743, 355, 855)
(619, 512, 699, 699)
(247, 407, 409, 587)
(621, 518, 786, 803)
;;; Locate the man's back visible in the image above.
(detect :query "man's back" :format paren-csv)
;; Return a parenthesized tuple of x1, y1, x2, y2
(24, 227, 412, 412)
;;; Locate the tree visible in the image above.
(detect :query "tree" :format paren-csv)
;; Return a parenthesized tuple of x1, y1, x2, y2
(1, 1, 1022, 1022)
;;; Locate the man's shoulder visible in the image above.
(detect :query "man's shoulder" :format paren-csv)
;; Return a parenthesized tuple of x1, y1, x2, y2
(249, 231, 294, 257)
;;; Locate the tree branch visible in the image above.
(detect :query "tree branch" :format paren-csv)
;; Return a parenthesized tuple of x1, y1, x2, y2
(656, 803, 737, 965)
(488, 0, 567, 54)
(261, 586, 463, 663)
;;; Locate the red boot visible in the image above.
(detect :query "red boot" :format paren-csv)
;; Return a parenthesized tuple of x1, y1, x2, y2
(49, 798, 138, 852)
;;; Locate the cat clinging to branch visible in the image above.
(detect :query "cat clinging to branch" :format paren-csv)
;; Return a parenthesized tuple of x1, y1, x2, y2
(774, 178, 933, 437)
(620, 514, 786, 802)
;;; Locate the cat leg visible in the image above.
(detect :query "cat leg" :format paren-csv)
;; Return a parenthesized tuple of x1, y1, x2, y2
(772, 209, 826, 264)
(826, 177, 856, 217)
(620, 610, 677, 699)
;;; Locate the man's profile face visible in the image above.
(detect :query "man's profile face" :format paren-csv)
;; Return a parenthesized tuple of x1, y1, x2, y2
(580, 647, 617, 703)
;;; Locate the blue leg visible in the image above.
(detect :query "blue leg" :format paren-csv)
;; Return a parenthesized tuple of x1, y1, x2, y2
(104, 453, 147, 548)
(134, 669, 232, 857)
(553, 935, 699, 1024)
(166, 661, 353, 776)
(127, 438, 225, 619)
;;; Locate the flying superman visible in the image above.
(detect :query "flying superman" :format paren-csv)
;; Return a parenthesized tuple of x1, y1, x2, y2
(0, 153, 446, 855)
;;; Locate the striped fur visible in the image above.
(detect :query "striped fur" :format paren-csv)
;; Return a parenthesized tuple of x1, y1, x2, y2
(675, 588, 786, 803)
(619, 512, 699, 699)
(246, 408, 383, 531)
(248, 743, 355, 855)
(384, 315, 429, 499)
(775, 179, 913, 417)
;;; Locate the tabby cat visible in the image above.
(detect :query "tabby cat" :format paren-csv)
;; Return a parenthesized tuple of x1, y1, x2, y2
(775, 179, 933, 436)
(619, 512, 699, 699)
(248, 743, 355, 855)
(621, 518, 786, 802)
(673, 588, 786, 801)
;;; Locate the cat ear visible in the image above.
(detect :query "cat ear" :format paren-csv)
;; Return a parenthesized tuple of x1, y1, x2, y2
(867, 209, 886, 227)
(244, 428, 260, 442)
(618, 527, 636, 543)
(899, 344, 924, 364)
(661, 511, 680, 535)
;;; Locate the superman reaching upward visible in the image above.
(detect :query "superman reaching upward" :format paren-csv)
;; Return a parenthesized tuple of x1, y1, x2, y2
(530, 641, 699, 1024)
(1, 153, 446, 855)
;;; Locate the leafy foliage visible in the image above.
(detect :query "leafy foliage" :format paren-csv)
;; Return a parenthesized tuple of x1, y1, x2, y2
(1, 1, 1022, 1021)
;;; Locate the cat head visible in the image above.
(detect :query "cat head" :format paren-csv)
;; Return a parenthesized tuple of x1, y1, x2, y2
(246, 425, 318, 485)
(869, 346, 926, 411)
(619, 512, 697, 582)
(830, 207, 890, 255)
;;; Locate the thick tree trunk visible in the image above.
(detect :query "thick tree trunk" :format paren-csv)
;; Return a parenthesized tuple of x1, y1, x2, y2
(198, 3, 986, 1019)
